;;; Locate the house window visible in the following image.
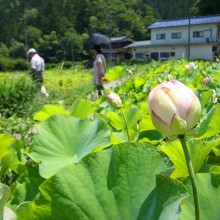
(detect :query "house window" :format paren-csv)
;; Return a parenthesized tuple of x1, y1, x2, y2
(160, 52, 170, 58)
(156, 34, 166, 40)
(171, 32, 181, 39)
(135, 52, 144, 59)
(212, 47, 217, 52)
(160, 52, 175, 59)
(193, 31, 204, 38)
(218, 26, 220, 38)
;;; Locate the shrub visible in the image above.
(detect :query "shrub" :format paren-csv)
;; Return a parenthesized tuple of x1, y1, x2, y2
(14, 58, 28, 70)
(0, 76, 38, 117)
(0, 56, 28, 71)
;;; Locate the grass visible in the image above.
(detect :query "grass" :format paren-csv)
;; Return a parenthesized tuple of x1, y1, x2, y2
(0, 67, 94, 114)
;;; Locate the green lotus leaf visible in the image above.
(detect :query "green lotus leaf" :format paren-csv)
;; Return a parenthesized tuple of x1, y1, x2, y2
(0, 133, 14, 158)
(28, 115, 111, 178)
(33, 104, 70, 122)
(106, 106, 143, 141)
(196, 104, 220, 139)
(160, 139, 216, 178)
(0, 140, 25, 179)
(105, 66, 124, 81)
(138, 175, 188, 220)
(180, 173, 220, 220)
(3, 206, 17, 220)
(210, 166, 220, 187)
(134, 77, 145, 88)
(71, 98, 96, 118)
(0, 183, 16, 220)
(110, 130, 129, 144)
(200, 90, 213, 110)
(25, 143, 188, 220)
(16, 202, 34, 220)
(7, 165, 44, 211)
(0, 184, 10, 219)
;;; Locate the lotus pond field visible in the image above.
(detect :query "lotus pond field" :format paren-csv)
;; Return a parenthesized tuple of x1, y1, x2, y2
(0, 59, 220, 220)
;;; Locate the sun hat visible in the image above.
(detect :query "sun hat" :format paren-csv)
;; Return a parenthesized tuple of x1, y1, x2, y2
(27, 48, 36, 56)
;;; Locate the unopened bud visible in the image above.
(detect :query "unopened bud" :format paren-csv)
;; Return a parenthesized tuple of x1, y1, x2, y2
(107, 92, 122, 108)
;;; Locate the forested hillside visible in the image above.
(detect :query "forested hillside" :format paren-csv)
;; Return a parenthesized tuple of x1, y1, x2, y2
(0, 0, 219, 63)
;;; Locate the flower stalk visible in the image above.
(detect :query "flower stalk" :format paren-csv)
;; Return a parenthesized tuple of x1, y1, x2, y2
(179, 135, 200, 220)
(119, 107, 130, 141)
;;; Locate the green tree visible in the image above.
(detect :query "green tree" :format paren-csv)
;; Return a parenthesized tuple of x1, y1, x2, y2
(190, 0, 220, 16)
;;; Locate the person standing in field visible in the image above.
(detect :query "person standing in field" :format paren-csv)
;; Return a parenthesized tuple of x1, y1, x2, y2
(27, 48, 49, 97)
(92, 44, 107, 97)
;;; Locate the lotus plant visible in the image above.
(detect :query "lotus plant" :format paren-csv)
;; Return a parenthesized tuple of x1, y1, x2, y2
(107, 92, 130, 141)
(148, 79, 201, 220)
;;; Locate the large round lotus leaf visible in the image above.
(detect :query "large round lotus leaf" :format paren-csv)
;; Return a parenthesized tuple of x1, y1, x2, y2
(26, 143, 188, 220)
(28, 115, 111, 178)
(33, 104, 70, 122)
(180, 173, 220, 220)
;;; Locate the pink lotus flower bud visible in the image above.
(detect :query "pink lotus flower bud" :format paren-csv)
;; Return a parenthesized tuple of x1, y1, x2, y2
(148, 80, 201, 137)
(107, 92, 122, 108)
(202, 75, 213, 87)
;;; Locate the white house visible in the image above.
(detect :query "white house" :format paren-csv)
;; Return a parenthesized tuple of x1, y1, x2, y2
(126, 14, 220, 61)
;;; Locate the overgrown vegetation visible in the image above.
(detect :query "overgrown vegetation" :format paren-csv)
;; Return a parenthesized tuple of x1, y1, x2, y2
(0, 59, 219, 219)
(0, 60, 220, 220)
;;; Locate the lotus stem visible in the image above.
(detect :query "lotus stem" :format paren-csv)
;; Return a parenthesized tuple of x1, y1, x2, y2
(119, 107, 130, 141)
(179, 135, 200, 220)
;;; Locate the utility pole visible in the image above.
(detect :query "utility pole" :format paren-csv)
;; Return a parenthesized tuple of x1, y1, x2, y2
(104, 0, 112, 66)
(24, 20, 28, 62)
(71, 40, 74, 68)
(187, 17, 191, 60)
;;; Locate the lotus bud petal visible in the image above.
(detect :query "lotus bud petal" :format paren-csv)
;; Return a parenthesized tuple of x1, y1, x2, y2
(148, 80, 201, 137)
(107, 92, 122, 108)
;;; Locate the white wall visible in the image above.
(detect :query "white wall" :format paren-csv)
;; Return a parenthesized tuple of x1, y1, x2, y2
(151, 24, 218, 45)
(190, 45, 213, 60)
(131, 44, 214, 61)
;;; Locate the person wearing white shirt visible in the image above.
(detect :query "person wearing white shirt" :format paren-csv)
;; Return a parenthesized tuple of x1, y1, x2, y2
(27, 48, 49, 97)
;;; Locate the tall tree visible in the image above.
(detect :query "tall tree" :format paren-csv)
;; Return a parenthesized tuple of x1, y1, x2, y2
(190, 0, 220, 16)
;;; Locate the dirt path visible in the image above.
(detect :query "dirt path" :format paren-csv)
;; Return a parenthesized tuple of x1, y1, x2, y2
(87, 78, 124, 100)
